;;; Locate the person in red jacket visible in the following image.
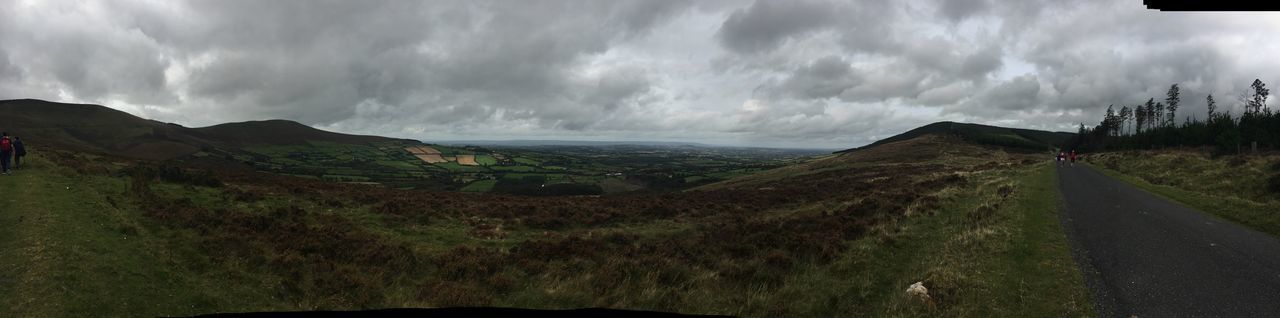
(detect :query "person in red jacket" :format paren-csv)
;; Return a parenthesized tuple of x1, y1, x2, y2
(1069, 150, 1078, 167)
(0, 132, 12, 174)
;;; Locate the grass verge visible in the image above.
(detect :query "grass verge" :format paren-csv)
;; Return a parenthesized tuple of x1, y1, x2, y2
(872, 162, 1091, 317)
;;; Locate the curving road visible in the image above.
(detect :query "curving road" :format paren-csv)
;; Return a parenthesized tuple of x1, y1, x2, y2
(1057, 164, 1280, 317)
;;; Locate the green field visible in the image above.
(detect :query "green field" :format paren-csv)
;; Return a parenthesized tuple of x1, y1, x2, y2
(490, 165, 537, 172)
(475, 155, 498, 166)
(461, 179, 497, 192)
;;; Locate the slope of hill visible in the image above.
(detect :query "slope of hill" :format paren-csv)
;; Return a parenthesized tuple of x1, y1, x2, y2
(0, 99, 409, 160)
(839, 121, 1074, 154)
(0, 132, 1090, 316)
(194, 119, 411, 146)
(699, 134, 995, 191)
(0, 99, 210, 160)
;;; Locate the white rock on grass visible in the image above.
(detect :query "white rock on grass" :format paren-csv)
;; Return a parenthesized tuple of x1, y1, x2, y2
(906, 281, 934, 306)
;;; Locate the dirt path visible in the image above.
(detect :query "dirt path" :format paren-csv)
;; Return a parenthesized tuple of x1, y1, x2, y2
(1057, 164, 1280, 317)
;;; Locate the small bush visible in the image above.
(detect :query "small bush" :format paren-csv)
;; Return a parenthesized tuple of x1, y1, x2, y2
(966, 204, 997, 227)
(762, 250, 795, 270)
(996, 184, 1015, 198)
(418, 280, 492, 306)
(1227, 156, 1248, 167)
(127, 164, 223, 188)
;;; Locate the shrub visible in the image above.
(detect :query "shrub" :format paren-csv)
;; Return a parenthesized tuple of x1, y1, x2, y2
(127, 164, 223, 188)
(1227, 156, 1248, 167)
(1267, 174, 1280, 196)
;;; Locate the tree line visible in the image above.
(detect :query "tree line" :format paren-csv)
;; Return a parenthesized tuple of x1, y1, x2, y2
(1069, 79, 1279, 156)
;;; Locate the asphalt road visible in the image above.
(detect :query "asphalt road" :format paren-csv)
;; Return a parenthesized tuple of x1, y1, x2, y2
(1057, 164, 1280, 317)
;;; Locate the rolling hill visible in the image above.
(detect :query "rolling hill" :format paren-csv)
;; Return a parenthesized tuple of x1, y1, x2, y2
(838, 121, 1074, 154)
(194, 119, 404, 146)
(0, 99, 413, 160)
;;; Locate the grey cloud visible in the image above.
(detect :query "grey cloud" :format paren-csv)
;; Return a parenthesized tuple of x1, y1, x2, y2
(582, 68, 652, 112)
(716, 0, 839, 54)
(938, 0, 989, 22)
(959, 45, 1003, 82)
(612, 0, 696, 37)
(721, 0, 1002, 106)
(0, 49, 18, 81)
(837, 63, 929, 103)
(965, 74, 1041, 113)
(757, 55, 860, 100)
(1029, 36, 1237, 119)
(167, 1, 689, 128)
(3, 0, 1280, 148)
(0, 6, 176, 105)
(916, 81, 976, 106)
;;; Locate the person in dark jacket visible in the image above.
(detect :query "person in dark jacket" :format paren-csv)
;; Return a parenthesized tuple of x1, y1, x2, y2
(13, 136, 25, 170)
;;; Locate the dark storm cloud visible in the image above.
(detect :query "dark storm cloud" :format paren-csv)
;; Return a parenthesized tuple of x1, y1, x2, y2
(716, 0, 839, 54)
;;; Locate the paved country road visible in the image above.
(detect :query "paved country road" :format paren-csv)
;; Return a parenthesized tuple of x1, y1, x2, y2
(1057, 164, 1280, 317)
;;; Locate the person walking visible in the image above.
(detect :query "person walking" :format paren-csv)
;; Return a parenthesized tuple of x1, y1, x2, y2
(1069, 150, 1078, 167)
(12, 136, 25, 170)
(0, 132, 12, 175)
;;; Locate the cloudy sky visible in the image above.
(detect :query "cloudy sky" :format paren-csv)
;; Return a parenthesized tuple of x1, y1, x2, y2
(2, 0, 1278, 148)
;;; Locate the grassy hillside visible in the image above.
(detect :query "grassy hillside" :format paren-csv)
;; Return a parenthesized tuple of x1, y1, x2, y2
(0, 154, 283, 317)
(0, 136, 1089, 317)
(0, 99, 208, 160)
(839, 121, 1074, 154)
(1085, 150, 1280, 237)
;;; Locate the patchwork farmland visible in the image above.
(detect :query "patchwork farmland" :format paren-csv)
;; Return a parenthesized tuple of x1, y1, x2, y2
(456, 155, 479, 166)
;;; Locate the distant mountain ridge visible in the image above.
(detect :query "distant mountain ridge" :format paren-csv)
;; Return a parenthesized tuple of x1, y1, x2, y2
(433, 139, 713, 147)
(839, 121, 1074, 153)
(195, 119, 401, 146)
(0, 99, 412, 160)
